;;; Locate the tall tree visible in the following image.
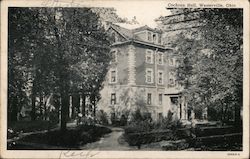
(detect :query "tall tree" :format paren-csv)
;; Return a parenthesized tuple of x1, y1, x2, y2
(8, 8, 112, 131)
(161, 9, 243, 122)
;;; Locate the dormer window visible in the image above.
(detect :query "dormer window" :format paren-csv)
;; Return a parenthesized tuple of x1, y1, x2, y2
(153, 33, 157, 43)
(148, 31, 152, 42)
(158, 34, 162, 44)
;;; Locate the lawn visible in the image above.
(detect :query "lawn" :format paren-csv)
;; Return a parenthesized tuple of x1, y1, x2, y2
(8, 124, 112, 150)
(8, 120, 58, 139)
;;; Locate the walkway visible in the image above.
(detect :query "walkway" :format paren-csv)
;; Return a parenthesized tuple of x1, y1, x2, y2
(80, 127, 133, 150)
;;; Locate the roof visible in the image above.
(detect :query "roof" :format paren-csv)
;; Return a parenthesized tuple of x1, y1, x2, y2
(109, 23, 162, 39)
(164, 87, 184, 95)
(132, 25, 162, 33)
(108, 24, 133, 40)
(108, 23, 170, 50)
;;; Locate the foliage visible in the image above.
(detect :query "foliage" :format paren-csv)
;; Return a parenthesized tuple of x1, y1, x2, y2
(165, 9, 243, 122)
(7, 120, 58, 139)
(8, 125, 111, 149)
(96, 110, 109, 125)
(123, 109, 183, 147)
(8, 8, 114, 130)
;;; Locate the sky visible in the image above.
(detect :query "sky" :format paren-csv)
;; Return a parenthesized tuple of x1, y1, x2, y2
(112, 1, 172, 28)
(84, 1, 172, 28)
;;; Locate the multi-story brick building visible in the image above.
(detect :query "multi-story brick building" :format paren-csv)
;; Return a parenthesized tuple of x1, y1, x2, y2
(97, 24, 188, 121)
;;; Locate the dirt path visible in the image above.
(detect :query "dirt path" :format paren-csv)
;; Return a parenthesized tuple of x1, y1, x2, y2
(80, 127, 133, 150)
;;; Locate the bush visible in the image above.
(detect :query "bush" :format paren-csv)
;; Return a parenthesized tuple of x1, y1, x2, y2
(110, 112, 119, 125)
(7, 120, 58, 139)
(124, 120, 152, 134)
(9, 124, 112, 149)
(96, 110, 109, 125)
(119, 114, 127, 126)
(123, 110, 184, 148)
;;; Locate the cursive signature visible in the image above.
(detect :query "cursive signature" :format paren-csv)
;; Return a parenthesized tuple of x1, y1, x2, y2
(41, 0, 83, 7)
(59, 150, 100, 159)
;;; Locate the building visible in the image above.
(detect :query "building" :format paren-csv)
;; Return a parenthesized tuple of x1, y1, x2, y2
(155, 9, 208, 120)
(97, 24, 188, 121)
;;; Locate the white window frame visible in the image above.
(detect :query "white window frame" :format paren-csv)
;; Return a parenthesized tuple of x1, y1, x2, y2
(158, 70, 164, 85)
(169, 71, 176, 86)
(110, 68, 117, 83)
(147, 31, 152, 42)
(158, 52, 164, 65)
(147, 93, 152, 105)
(111, 49, 118, 63)
(169, 57, 175, 66)
(110, 93, 116, 105)
(146, 68, 154, 84)
(152, 33, 157, 43)
(146, 49, 154, 64)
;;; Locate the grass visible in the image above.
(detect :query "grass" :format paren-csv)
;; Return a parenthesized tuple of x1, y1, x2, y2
(8, 120, 58, 139)
(8, 124, 112, 149)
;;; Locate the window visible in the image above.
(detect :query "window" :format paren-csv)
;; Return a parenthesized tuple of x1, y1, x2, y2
(148, 31, 152, 41)
(170, 97, 178, 105)
(111, 93, 116, 105)
(153, 33, 157, 43)
(158, 71, 163, 84)
(146, 68, 153, 83)
(111, 49, 117, 63)
(158, 34, 162, 44)
(169, 58, 175, 66)
(146, 49, 153, 64)
(159, 94, 163, 105)
(158, 52, 164, 65)
(169, 72, 175, 86)
(110, 69, 117, 83)
(147, 93, 152, 105)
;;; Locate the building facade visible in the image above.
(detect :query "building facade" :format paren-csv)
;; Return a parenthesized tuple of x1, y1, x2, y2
(97, 24, 188, 121)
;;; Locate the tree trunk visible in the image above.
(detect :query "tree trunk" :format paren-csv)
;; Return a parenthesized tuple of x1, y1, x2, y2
(76, 93, 80, 114)
(91, 95, 96, 119)
(234, 105, 241, 126)
(61, 91, 69, 131)
(71, 93, 78, 119)
(54, 94, 60, 124)
(81, 93, 86, 116)
(9, 97, 18, 122)
(31, 92, 36, 121)
(39, 92, 43, 117)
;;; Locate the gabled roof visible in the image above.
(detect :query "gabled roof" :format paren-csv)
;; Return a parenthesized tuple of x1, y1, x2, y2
(108, 23, 162, 39)
(108, 24, 133, 40)
(132, 25, 162, 33)
(108, 23, 172, 50)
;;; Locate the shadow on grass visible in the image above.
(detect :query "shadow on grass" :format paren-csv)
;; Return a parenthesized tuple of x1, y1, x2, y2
(8, 124, 112, 150)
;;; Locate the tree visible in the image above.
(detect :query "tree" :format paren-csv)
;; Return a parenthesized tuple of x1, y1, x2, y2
(162, 9, 243, 122)
(8, 8, 112, 132)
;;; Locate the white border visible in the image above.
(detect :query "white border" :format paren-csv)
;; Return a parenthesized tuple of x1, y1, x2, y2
(1, 0, 249, 158)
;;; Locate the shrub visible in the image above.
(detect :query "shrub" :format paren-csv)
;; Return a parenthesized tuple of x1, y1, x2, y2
(124, 120, 152, 134)
(119, 114, 127, 126)
(10, 124, 112, 149)
(96, 110, 109, 125)
(110, 112, 119, 125)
